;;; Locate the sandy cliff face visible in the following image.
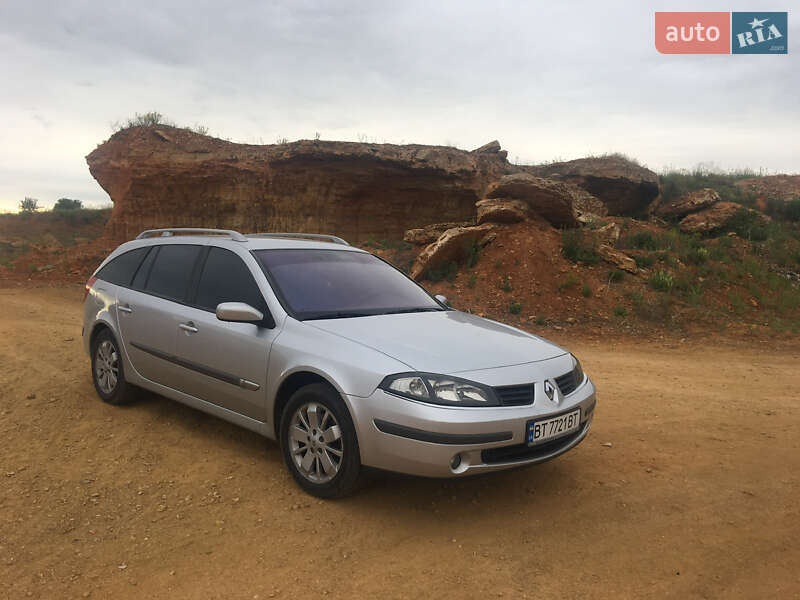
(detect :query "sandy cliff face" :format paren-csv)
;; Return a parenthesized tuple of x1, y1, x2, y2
(86, 127, 511, 242)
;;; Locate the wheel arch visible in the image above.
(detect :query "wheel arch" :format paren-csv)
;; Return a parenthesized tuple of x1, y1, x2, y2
(272, 370, 345, 439)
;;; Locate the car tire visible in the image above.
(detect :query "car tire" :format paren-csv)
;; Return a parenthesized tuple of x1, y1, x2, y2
(280, 383, 362, 498)
(91, 329, 135, 405)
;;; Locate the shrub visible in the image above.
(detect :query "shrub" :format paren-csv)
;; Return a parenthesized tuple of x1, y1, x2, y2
(535, 315, 546, 325)
(467, 273, 477, 288)
(635, 254, 656, 269)
(625, 231, 658, 251)
(53, 198, 83, 210)
(509, 301, 522, 315)
(499, 276, 512, 292)
(649, 270, 674, 292)
(581, 285, 592, 298)
(685, 246, 709, 265)
(608, 270, 625, 283)
(465, 243, 480, 269)
(558, 273, 580, 292)
(562, 229, 600, 265)
(19, 197, 39, 213)
(613, 305, 627, 317)
(725, 208, 768, 241)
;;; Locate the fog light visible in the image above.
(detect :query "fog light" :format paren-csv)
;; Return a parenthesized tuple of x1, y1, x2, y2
(450, 454, 462, 471)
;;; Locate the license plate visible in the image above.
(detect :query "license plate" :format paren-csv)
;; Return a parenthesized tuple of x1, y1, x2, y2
(526, 409, 581, 446)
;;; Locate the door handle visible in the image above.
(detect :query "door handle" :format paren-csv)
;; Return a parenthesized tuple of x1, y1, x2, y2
(119, 304, 133, 314)
(179, 322, 198, 333)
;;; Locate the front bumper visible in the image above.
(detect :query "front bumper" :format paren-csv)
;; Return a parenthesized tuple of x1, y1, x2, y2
(347, 376, 596, 478)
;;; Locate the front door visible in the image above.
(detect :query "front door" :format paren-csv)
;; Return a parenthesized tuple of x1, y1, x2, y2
(172, 247, 276, 421)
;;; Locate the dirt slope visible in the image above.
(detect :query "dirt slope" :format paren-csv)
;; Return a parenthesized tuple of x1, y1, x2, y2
(1, 287, 799, 599)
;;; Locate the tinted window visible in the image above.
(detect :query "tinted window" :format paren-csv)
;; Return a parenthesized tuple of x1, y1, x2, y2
(131, 246, 157, 290)
(145, 244, 202, 302)
(195, 248, 266, 312)
(96, 247, 149, 286)
(255, 249, 442, 320)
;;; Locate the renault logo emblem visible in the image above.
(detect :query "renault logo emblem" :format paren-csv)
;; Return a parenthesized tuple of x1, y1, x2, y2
(544, 380, 557, 402)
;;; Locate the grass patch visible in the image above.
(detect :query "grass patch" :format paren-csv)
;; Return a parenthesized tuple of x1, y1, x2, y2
(562, 229, 600, 265)
(649, 270, 674, 292)
(509, 301, 522, 315)
(613, 305, 627, 318)
(608, 270, 625, 283)
(558, 273, 580, 292)
(581, 284, 592, 298)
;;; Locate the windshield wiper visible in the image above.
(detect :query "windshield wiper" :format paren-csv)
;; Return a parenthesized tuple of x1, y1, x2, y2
(302, 311, 377, 321)
(377, 307, 443, 315)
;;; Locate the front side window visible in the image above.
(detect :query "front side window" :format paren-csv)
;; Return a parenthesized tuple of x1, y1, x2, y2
(194, 248, 266, 313)
(255, 249, 443, 320)
(144, 244, 202, 302)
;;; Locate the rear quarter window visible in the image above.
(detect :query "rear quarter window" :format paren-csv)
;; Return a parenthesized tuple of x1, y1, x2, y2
(95, 247, 150, 287)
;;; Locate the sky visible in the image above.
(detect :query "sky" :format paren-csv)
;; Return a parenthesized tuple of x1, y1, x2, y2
(0, 0, 798, 212)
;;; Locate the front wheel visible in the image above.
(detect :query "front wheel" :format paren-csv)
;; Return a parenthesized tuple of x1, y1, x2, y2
(280, 383, 362, 498)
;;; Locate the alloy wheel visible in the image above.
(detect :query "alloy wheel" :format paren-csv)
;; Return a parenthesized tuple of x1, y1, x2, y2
(288, 402, 344, 483)
(95, 339, 119, 394)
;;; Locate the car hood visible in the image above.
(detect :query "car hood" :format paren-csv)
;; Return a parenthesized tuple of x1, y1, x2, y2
(306, 310, 567, 374)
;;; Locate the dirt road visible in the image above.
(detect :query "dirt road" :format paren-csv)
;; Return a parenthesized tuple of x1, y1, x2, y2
(1, 286, 799, 599)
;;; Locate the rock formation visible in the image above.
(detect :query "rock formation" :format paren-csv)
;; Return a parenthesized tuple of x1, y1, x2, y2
(656, 188, 720, 220)
(475, 198, 529, 225)
(484, 173, 606, 227)
(679, 202, 769, 234)
(526, 155, 659, 216)
(409, 224, 495, 280)
(86, 127, 510, 242)
(404, 222, 473, 245)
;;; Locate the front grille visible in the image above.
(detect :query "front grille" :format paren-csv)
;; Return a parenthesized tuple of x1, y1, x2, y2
(555, 368, 580, 396)
(494, 384, 534, 406)
(481, 428, 583, 464)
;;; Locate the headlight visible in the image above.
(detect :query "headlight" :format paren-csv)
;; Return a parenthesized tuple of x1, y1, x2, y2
(572, 355, 584, 384)
(378, 372, 499, 407)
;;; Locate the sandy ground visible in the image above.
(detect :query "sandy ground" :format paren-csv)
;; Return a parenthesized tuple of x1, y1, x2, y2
(1, 286, 799, 599)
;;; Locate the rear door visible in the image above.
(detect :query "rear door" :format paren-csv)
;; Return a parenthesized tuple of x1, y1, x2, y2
(116, 244, 204, 389)
(172, 247, 276, 421)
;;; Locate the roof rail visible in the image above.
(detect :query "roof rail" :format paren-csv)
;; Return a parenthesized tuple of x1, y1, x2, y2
(246, 233, 350, 246)
(136, 228, 248, 242)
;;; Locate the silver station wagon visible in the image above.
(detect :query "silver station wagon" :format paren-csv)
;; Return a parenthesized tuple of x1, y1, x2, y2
(83, 228, 597, 497)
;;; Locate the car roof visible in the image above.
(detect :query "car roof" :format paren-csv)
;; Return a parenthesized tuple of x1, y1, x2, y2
(110, 233, 367, 256)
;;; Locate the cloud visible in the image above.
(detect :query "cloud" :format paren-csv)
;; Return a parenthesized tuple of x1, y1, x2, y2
(0, 0, 797, 210)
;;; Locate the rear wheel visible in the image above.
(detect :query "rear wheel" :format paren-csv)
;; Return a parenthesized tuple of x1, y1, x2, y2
(91, 329, 135, 405)
(280, 383, 362, 498)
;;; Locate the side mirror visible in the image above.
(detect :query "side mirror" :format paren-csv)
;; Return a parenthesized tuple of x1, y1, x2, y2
(216, 302, 264, 323)
(435, 294, 449, 306)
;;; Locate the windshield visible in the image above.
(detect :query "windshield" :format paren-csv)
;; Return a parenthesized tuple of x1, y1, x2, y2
(254, 249, 444, 320)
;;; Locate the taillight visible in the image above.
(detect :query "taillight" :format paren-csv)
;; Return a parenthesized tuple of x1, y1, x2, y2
(84, 276, 97, 301)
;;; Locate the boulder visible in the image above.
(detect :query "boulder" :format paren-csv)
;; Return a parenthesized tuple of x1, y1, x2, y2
(598, 244, 637, 273)
(404, 221, 473, 245)
(594, 222, 621, 245)
(472, 140, 501, 154)
(679, 202, 769, 234)
(526, 155, 659, 216)
(410, 224, 495, 280)
(475, 198, 528, 224)
(485, 173, 606, 228)
(657, 188, 720, 220)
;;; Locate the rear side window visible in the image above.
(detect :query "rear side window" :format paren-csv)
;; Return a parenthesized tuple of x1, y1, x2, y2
(194, 248, 266, 312)
(95, 247, 149, 286)
(145, 245, 202, 302)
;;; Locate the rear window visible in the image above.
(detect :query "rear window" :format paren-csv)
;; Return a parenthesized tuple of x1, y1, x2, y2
(95, 247, 150, 287)
(144, 244, 202, 302)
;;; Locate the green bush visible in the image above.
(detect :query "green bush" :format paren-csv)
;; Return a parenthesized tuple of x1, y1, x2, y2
(581, 284, 592, 298)
(625, 231, 658, 251)
(608, 270, 625, 283)
(427, 262, 458, 282)
(659, 167, 759, 205)
(635, 254, 656, 268)
(562, 229, 600, 265)
(649, 270, 674, 292)
(613, 305, 627, 317)
(509, 301, 522, 315)
(465, 243, 480, 269)
(467, 273, 477, 288)
(685, 246, 709, 265)
(53, 198, 83, 210)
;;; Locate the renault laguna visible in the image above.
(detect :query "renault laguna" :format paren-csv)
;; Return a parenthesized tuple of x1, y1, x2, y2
(83, 228, 597, 497)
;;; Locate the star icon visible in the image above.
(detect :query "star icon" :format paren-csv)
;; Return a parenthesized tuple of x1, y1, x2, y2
(748, 17, 768, 29)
